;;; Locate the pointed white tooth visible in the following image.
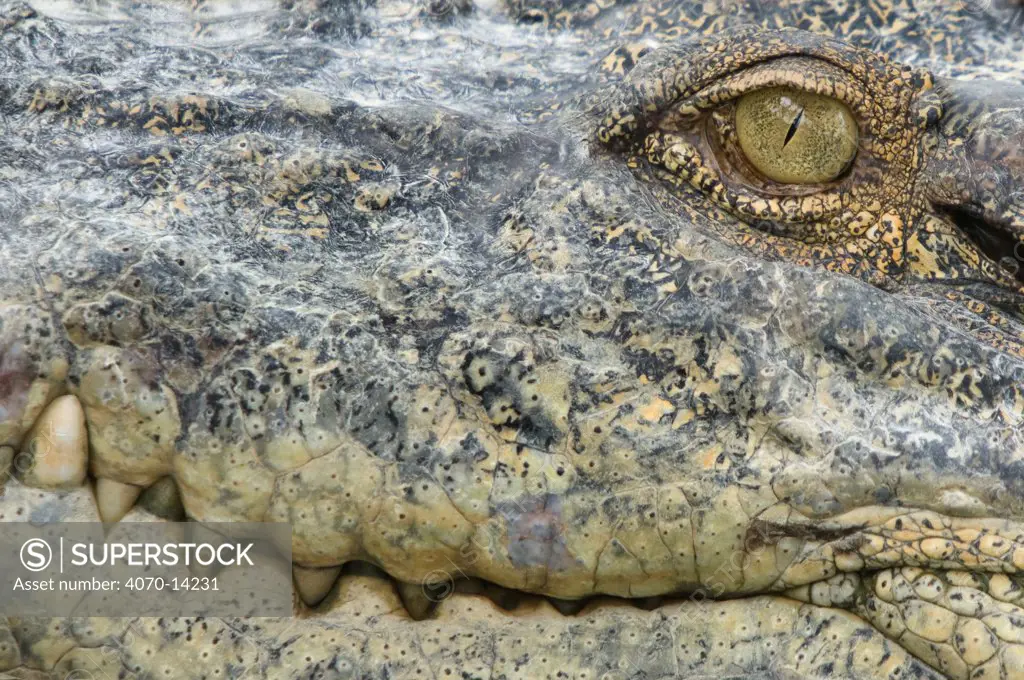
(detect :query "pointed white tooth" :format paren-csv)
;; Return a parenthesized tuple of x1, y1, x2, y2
(17, 395, 88, 489)
(785, 585, 812, 603)
(94, 477, 142, 523)
(293, 565, 342, 607)
(397, 581, 437, 620)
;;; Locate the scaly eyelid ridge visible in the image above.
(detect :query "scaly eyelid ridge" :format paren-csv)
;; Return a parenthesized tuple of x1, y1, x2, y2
(591, 27, 922, 151)
(657, 58, 874, 136)
(648, 131, 847, 223)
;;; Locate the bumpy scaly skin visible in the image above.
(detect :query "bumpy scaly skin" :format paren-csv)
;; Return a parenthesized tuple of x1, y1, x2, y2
(2, 0, 1024, 678)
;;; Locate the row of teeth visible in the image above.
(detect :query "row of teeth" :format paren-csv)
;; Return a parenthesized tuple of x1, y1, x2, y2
(3, 393, 668, 619)
(3, 394, 143, 523)
(8, 393, 1024, 680)
(10, 394, 1024, 623)
(295, 561, 672, 617)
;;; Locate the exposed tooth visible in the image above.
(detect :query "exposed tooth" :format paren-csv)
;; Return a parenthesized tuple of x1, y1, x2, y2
(316, 562, 407, 621)
(784, 584, 812, 603)
(294, 565, 342, 607)
(396, 581, 438, 620)
(17, 395, 88, 489)
(137, 476, 186, 521)
(549, 597, 587, 615)
(94, 477, 142, 523)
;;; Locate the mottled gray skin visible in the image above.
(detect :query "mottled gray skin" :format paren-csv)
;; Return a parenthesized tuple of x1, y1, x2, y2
(2, 0, 1024, 678)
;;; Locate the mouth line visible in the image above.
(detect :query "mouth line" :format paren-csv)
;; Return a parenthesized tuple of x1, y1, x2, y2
(315, 557, 836, 619)
(944, 204, 1024, 285)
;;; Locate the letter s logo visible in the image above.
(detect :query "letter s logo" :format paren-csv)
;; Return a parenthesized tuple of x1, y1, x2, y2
(20, 538, 52, 572)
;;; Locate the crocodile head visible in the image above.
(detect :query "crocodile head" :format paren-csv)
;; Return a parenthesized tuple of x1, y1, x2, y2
(1, 0, 1024, 678)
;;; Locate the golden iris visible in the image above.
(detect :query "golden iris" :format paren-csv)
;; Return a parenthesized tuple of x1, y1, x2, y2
(735, 86, 858, 185)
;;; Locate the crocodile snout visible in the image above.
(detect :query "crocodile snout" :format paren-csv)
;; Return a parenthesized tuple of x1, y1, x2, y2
(924, 79, 1024, 284)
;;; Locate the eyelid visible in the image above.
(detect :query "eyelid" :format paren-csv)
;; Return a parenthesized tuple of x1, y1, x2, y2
(658, 57, 873, 131)
(591, 28, 930, 151)
(651, 132, 847, 222)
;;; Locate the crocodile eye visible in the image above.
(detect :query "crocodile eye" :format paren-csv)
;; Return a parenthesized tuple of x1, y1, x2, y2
(734, 87, 859, 185)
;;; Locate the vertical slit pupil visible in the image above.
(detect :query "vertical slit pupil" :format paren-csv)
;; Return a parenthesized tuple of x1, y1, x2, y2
(782, 108, 804, 148)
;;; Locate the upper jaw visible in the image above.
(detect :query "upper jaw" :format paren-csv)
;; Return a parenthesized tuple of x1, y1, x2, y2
(3, 207, 1024, 602)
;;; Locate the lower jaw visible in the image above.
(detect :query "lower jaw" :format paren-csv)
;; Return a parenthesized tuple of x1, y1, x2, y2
(4, 480, 1024, 680)
(0, 551, 952, 680)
